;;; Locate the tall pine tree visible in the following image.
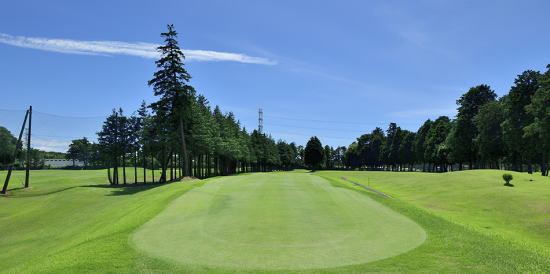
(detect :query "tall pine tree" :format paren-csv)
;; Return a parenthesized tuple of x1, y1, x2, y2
(148, 24, 195, 177)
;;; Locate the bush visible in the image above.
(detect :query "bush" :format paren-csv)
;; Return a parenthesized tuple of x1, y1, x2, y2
(502, 173, 514, 187)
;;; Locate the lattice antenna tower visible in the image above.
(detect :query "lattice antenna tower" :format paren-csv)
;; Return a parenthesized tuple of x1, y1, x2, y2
(258, 108, 263, 133)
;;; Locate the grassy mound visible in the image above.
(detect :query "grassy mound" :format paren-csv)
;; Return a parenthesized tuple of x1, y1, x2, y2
(132, 172, 426, 270)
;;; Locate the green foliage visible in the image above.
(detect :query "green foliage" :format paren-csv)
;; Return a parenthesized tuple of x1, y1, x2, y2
(333, 146, 346, 168)
(93, 25, 300, 181)
(380, 123, 402, 168)
(67, 137, 92, 167)
(398, 130, 415, 168)
(341, 67, 548, 175)
(502, 173, 513, 186)
(277, 140, 298, 169)
(473, 101, 505, 167)
(524, 65, 550, 176)
(449, 85, 497, 166)
(502, 70, 541, 169)
(354, 127, 384, 169)
(344, 141, 360, 168)
(148, 24, 194, 118)
(304, 136, 323, 170)
(414, 119, 432, 166)
(424, 116, 451, 170)
(0, 126, 17, 166)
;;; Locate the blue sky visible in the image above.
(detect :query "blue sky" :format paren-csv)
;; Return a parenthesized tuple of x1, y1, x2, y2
(1, 0, 549, 152)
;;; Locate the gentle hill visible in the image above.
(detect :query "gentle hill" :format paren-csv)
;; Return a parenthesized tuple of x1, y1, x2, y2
(0, 169, 549, 272)
(319, 170, 550, 254)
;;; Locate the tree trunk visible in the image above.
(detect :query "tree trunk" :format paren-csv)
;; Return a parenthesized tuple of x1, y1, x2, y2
(107, 167, 113, 185)
(177, 153, 180, 178)
(160, 147, 167, 183)
(143, 149, 147, 184)
(207, 154, 211, 177)
(122, 154, 127, 184)
(134, 151, 138, 184)
(200, 154, 204, 178)
(542, 155, 547, 176)
(114, 165, 118, 185)
(178, 118, 189, 177)
(151, 155, 155, 183)
(179, 154, 183, 178)
(113, 157, 119, 185)
(169, 152, 174, 181)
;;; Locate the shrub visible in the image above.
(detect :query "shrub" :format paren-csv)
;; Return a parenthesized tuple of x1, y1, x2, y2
(502, 173, 514, 187)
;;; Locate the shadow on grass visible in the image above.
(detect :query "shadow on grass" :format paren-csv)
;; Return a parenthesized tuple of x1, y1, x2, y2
(80, 182, 176, 196)
(80, 173, 259, 196)
(1, 186, 79, 198)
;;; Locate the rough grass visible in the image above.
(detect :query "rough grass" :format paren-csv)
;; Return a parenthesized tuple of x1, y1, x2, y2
(0, 169, 549, 273)
(0, 169, 204, 273)
(317, 169, 550, 255)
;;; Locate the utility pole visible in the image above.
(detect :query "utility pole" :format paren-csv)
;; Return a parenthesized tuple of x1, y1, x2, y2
(258, 108, 263, 133)
(25, 106, 32, 188)
(1, 109, 29, 194)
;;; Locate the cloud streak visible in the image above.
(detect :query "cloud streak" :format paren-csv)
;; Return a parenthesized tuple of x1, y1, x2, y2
(32, 139, 71, 153)
(0, 33, 276, 65)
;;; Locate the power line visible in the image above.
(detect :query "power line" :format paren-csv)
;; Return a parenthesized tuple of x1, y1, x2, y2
(32, 110, 107, 119)
(265, 123, 368, 133)
(0, 108, 107, 119)
(269, 131, 355, 141)
(31, 133, 96, 139)
(265, 114, 418, 126)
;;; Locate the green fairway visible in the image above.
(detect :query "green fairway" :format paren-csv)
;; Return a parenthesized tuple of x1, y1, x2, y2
(132, 172, 426, 270)
(318, 170, 550, 254)
(1, 169, 549, 273)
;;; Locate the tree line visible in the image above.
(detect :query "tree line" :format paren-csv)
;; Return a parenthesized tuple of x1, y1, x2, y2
(3, 26, 547, 178)
(0, 126, 69, 169)
(93, 25, 303, 184)
(337, 66, 549, 176)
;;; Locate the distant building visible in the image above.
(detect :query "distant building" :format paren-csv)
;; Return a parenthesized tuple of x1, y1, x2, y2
(44, 159, 84, 168)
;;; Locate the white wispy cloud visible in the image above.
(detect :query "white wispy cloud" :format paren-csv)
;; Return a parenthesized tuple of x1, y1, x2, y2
(32, 139, 71, 153)
(0, 33, 277, 65)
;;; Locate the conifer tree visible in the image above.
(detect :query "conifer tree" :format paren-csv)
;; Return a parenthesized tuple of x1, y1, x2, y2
(502, 70, 541, 172)
(525, 65, 550, 176)
(148, 24, 195, 176)
(304, 136, 323, 171)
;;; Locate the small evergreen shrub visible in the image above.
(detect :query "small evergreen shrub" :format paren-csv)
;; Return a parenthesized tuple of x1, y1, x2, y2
(502, 173, 514, 187)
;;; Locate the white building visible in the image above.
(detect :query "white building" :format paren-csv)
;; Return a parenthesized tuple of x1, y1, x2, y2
(44, 159, 84, 168)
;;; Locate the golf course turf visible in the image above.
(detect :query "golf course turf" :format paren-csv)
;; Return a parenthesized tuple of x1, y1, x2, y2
(132, 172, 426, 270)
(0, 169, 549, 272)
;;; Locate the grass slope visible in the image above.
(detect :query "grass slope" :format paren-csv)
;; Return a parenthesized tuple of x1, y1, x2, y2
(0, 169, 204, 273)
(0, 169, 549, 272)
(318, 170, 550, 254)
(132, 172, 426, 270)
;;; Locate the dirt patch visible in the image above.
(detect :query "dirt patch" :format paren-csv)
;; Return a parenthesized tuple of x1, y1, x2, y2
(339, 177, 393, 198)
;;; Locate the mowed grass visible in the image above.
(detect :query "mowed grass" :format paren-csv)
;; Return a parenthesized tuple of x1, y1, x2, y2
(132, 172, 426, 270)
(0, 169, 205, 273)
(318, 170, 550, 255)
(0, 169, 549, 272)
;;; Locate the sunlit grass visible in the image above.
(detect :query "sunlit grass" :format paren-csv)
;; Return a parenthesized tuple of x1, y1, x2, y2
(0, 169, 548, 272)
